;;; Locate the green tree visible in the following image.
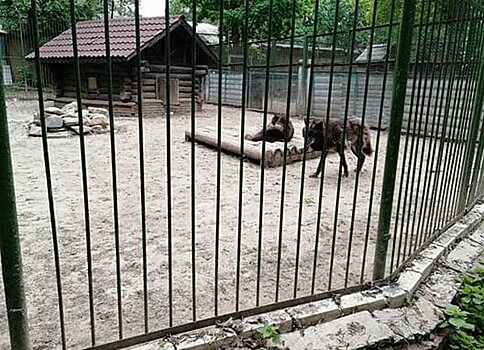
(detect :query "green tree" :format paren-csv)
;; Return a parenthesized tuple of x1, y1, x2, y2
(110, 0, 135, 18)
(170, 0, 313, 42)
(170, 0, 368, 48)
(300, 0, 368, 48)
(0, 0, 101, 33)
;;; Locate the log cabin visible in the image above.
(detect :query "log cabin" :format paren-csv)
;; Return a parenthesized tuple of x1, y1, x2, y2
(25, 16, 219, 116)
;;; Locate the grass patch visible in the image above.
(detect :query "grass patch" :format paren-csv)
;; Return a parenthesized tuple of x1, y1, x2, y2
(441, 266, 484, 349)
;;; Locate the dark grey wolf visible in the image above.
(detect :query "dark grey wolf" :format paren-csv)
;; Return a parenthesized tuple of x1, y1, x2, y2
(302, 116, 373, 178)
(245, 113, 295, 143)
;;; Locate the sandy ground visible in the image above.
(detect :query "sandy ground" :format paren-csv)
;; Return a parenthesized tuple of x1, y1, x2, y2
(0, 99, 458, 349)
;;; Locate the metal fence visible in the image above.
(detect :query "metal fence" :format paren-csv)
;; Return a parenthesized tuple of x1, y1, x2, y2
(1, 0, 484, 349)
(1, 16, 65, 99)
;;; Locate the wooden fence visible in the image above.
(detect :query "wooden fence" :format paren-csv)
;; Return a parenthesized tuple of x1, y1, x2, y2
(205, 68, 481, 138)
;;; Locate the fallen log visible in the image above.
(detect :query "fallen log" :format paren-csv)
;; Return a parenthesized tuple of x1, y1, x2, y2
(185, 126, 322, 167)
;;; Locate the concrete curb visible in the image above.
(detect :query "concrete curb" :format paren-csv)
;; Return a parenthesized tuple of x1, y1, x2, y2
(130, 202, 484, 350)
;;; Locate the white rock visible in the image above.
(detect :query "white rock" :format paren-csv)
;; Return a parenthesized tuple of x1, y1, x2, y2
(87, 107, 108, 116)
(61, 112, 78, 118)
(28, 124, 42, 137)
(44, 106, 64, 115)
(86, 114, 109, 128)
(46, 116, 64, 130)
(63, 117, 79, 127)
(61, 101, 78, 113)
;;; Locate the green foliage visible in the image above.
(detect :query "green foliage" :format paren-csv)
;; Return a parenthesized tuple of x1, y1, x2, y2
(0, 0, 101, 33)
(442, 268, 484, 350)
(170, 0, 368, 47)
(256, 325, 282, 346)
(15, 65, 31, 87)
(110, 0, 136, 18)
(170, 0, 313, 42)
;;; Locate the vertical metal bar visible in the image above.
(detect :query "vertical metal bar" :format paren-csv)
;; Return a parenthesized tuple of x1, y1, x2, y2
(404, 0, 436, 255)
(437, 4, 472, 226)
(425, 0, 461, 238)
(366, 0, 397, 281)
(235, 0, 250, 311)
(328, 0, 361, 290)
(19, 26, 27, 92)
(399, 0, 430, 262)
(432, 3, 467, 230)
(134, 0, 149, 333)
(476, 21, 484, 198)
(294, 0, 321, 298)
(274, 0, 298, 302)
(164, 1, 174, 327)
(345, 0, 378, 288)
(392, 0, 429, 269)
(214, 0, 224, 317)
(413, 1, 451, 247)
(190, 0, 197, 322)
(0, 60, 31, 350)
(437, 4, 477, 239)
(372, 0, 418, 280)
(458, 12, 484, 203)
(30, 1, 66, 347)
(67, 0, 96, 342)
(311, 0, 340, 294)
(102, 0, 123, 338)
(460, 27, 484, 209)
(469, 46, 484, 201)
(255, 0, 274, 306)
(445, 6, 480, 220)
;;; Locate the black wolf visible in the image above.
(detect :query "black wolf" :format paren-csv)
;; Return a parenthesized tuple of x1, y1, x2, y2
(302, 116, 373, 178)
(245, 113, 294, 143)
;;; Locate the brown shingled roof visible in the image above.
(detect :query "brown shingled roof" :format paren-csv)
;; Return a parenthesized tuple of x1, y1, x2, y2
(26, 16, 181, 61)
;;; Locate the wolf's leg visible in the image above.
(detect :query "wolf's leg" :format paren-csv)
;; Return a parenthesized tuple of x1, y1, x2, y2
(310, 158, 323, 178)
(351, 145, 366, 173)
(310, 151, 327, 178)
(245, 130, 264, 141)
(338, 143, 349, 177)
(356, 153, 365, 173)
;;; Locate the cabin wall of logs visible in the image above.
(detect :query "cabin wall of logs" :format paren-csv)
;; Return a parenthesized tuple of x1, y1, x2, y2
(51, 61, 209, 116)
(53, 62, 132, 101)
(131, 63, 209, 110)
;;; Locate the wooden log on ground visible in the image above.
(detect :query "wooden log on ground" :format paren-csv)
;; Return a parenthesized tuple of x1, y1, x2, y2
(186, 126, 323, 167)
(186, 127, 272, 165)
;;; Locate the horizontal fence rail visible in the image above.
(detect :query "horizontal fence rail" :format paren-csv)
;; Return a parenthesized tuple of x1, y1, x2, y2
(1, 0, 484, 349)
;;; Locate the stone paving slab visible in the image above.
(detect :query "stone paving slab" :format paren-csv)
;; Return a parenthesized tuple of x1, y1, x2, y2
(129, 204, 484, 350)
(443, 239, 482, 273)
(282, 311, 394, 350)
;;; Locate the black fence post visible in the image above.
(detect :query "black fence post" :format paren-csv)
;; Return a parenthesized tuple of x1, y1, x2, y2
(0, 60, 31, 349)
(458, 33, 484, 210)
(372, 0, 418, 281)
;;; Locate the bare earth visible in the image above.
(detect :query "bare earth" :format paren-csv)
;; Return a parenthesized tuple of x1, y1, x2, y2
(0, 99, 446, 349)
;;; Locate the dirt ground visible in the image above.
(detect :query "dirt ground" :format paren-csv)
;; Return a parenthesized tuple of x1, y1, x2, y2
(0, 99, 452, 349)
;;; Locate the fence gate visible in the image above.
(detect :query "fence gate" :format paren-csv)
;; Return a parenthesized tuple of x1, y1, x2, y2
(1, 0, 484, 349)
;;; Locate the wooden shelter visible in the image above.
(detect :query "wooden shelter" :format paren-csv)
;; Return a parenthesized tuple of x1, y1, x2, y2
(26, 16, 219, 116)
